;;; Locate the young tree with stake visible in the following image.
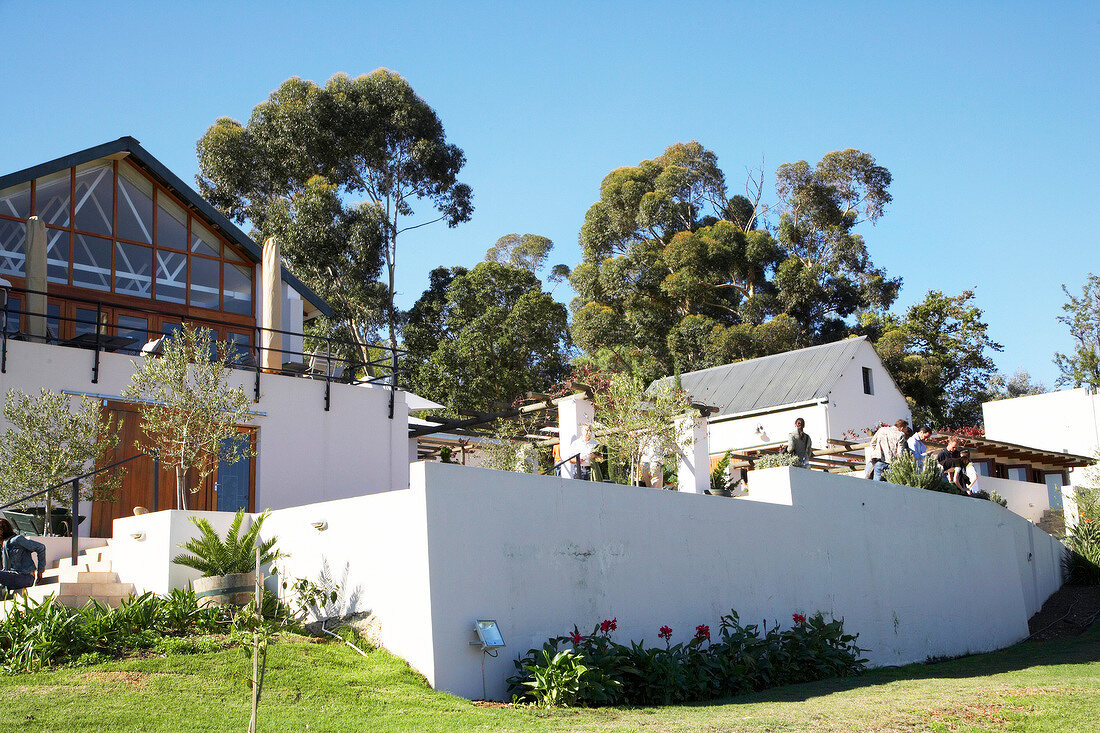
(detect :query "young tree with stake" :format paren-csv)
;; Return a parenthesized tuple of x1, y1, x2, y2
(123, 325, 253, 510)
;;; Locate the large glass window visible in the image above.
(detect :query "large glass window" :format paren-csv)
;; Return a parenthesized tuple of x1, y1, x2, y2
(35, 170, 70, 227)
(156, 196, 187, 251)
(190, 256, 220, 310)
(74, 163, 113, 236)
(1006, 466, 1028, 482)
(2, 157, 253, 316)
(0, 181, 30, 219)
(116, 163, 153, 244)
(72, 233, 111, 291)
(46, 228, 70, 284)
(155, 249, 187, 304)
(223, 262, 252, 315)
(0, 219, 25, 276)
(115, 242, 152, 298)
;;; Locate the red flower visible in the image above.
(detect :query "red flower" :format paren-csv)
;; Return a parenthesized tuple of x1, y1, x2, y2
(792, 613, 806, 625)
(694, 624, 710, 640)
(600, 617, 617, 633)
(658, 625, 673, 641)
(569, 630, 584, 645)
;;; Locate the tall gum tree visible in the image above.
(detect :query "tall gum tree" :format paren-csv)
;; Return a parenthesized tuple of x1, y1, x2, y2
(570, 143, 895, 380)
(197, 70, 473, 357)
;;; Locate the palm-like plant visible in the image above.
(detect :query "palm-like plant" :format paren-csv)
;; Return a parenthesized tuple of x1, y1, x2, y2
(173, 509, 278, 577)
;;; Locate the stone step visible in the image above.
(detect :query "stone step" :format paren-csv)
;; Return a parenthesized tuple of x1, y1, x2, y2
(41, 569, 118, 584)
(24, 580, 134, 605)
(45, 560, 113, 574)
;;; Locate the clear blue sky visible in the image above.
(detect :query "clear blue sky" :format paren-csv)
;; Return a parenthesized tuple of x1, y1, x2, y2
(2, 1, 1097, 386)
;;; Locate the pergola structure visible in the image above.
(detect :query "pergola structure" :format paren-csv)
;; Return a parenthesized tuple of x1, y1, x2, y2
(711, 433, 1094, 479)
(408, 384, 594, 463)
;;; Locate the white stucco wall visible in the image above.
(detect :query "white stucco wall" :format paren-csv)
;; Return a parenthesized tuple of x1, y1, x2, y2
(823, 340, 912, 438)
(983, 388, 1100, 457)
(109, 462, 1065, 702)
(0, 339, 409, 522)
(111, 510, 245, 595)
(708, 403, 829, 456)
(980, 475, 1052, 524)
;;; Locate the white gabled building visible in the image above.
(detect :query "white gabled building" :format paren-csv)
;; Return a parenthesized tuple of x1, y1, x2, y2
(655, 336, 911, 460)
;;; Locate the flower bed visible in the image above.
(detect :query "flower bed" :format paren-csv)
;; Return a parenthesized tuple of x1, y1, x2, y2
(509, 609, 866, 707)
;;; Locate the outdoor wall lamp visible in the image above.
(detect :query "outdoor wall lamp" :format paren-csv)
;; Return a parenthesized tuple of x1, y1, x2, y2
(470, 619, 506, 651)
(129, 532, 146, 542)
(310, 520, 328, 532)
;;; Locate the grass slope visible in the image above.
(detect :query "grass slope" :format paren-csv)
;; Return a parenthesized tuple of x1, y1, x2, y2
(0, 625, 1097, 732)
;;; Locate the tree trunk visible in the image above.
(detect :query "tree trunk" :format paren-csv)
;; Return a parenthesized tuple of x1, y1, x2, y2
(175, 465, 188, 511)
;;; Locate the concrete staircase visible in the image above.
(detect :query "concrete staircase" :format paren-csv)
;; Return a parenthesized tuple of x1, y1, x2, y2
(1037, 509, 1066, 537)
(2, 544, 134, 615)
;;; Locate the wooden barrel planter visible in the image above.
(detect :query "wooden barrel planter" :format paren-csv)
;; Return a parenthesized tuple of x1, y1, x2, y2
(192, 572, 256, 608)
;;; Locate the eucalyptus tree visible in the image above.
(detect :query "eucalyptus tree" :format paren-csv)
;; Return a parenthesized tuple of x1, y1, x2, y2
(403, 261, 571, 412)
(1054, 273, 1100, 390)
(774, 149, 901, 343)
(197, 70, 473, 354)
(573, 142, 900, 379)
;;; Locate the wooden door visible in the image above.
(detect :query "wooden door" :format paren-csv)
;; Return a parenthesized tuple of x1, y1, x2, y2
(91, 402, 254, 537)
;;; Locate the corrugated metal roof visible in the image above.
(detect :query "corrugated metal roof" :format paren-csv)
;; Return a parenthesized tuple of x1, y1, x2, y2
(655, 337, 869, 418)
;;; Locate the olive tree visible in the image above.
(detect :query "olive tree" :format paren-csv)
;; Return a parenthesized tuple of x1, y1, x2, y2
(0, 388, 120, 532)
(123, 325, 253, 510)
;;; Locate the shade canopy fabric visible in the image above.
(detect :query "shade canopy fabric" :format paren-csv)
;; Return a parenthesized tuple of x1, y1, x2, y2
(261, 236, 282, 371)
(25, 216, 47, 340)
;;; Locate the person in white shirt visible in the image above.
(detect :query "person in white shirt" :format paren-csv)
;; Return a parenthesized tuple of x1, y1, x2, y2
(907, 426, 932, 470)
(569, 424, 600, 480)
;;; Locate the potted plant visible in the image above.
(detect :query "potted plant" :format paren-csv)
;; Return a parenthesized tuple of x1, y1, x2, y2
(173, 509, 278, 608)
(710, 451, 736, 497)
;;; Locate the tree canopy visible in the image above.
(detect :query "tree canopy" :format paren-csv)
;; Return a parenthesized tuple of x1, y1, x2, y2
(197, 70, 473, 352)
(402, 261, 571, 412)
(569, 142, 897, 380)
(1054, 273, 1100, 390)
(866, 290, 1002, 428)
(0, 389, 120, 512)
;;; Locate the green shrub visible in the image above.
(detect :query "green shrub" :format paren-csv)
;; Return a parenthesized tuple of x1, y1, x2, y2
(882, 452, 958, 493)
(508, 610, 866, 707)
(173, 509, 279, 577)
(0, 590, 227, 673)
(754, 452, 801, 470)
(711, 451, 735, 493)
(1063, 520, 1100, 586)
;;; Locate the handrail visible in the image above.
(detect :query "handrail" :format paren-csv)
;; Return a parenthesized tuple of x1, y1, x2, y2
(0, 283, 410, 414)
(0, 451, 157, 567)
(541, 453, 581, 477)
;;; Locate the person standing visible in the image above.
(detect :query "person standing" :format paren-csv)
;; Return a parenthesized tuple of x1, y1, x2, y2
(871, 419, 910, 481)
(786, 418, 813, 468)
(0, 518, 45, 594)
(908, 426, 932, 470)
(569, 424, 601, 481)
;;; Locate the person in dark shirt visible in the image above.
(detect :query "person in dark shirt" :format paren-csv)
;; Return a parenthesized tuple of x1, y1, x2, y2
(0, 518, 45, 592)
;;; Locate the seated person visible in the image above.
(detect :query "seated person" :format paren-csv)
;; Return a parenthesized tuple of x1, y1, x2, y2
(0, 518, 45, 594)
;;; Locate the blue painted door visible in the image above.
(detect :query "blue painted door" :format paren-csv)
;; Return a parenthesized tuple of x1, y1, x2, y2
(216, 435, 252, 512)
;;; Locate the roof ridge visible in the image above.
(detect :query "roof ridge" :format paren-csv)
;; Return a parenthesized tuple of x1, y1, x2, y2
(667, 335, 867, 381)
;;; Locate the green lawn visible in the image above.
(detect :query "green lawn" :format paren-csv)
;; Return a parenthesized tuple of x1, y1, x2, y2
(1, 624, 1098, 733)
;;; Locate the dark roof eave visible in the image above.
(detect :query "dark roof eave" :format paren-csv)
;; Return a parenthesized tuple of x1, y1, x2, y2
(0, 136, 333, 318)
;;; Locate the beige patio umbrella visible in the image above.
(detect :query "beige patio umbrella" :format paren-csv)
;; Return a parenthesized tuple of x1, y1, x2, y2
(261, 235, 283, 371)
(25, 216, 47, 341)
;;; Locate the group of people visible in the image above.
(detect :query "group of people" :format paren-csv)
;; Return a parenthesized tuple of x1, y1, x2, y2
(785, 418, 980, 494)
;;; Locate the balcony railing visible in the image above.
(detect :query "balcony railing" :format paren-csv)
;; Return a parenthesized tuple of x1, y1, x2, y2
(1, 284, 408, 416)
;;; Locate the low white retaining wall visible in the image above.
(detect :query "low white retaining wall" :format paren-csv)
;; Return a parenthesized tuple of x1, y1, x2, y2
(112, 463, 1065, 701)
